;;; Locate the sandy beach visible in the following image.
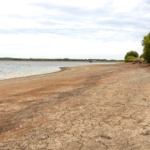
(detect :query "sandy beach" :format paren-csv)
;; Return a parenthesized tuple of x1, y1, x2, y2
(0, 63, 150, 150)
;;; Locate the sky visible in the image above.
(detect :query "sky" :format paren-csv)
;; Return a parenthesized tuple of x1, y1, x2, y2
(0, 0, 150, 60)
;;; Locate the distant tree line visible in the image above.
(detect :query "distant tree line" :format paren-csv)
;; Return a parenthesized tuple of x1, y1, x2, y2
(0, 57, 123, 62)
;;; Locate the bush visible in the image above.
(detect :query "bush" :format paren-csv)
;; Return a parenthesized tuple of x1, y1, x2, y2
(134, 58, 144, 62)
(125, 56, 135, 62)
(125, 51, 139, 60)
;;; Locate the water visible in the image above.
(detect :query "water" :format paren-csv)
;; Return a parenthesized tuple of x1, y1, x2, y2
(0, 61, 116, 80)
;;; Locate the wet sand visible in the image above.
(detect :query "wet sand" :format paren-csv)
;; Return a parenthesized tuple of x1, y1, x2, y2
(0, 63, 150, 150)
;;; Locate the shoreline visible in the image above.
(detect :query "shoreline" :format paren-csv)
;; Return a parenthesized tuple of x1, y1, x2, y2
(0, 63, 150, 149)
(0, 62, 119, 82)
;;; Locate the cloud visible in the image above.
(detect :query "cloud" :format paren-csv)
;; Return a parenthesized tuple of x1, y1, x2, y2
(30, 0, 150, 40)
(0, 0, 150, 59)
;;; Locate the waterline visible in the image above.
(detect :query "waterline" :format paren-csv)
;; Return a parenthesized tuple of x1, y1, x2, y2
(0, 61, 116, 80)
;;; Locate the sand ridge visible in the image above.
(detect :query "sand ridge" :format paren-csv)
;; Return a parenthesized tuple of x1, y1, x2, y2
(0, 63, 150, 149)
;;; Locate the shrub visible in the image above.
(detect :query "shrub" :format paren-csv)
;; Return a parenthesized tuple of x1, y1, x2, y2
(134, 58, 144, 62)
(125, 56, 135, 62)
(125, 51, 139, 60)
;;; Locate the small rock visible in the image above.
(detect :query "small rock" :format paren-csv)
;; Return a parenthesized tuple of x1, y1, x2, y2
(141, 130, 150, 136)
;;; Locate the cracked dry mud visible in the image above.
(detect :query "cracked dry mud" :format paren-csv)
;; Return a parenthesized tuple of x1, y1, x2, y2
(0, 63, 150, 150)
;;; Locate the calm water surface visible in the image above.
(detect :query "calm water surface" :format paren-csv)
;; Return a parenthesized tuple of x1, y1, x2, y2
(0, 61, 116, 80)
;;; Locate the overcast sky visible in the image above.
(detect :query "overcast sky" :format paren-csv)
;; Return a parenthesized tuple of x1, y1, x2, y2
(0, 0, 149, 59)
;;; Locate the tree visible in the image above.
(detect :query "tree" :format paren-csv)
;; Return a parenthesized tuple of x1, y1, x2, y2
(124, 51, 139, 61)
(142, 32, 150, 63)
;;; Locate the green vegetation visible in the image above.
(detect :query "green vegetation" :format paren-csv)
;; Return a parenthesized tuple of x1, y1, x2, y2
(140, 53, 144, 58)
(124, 51, 139, 62)
(125, 56, 135, 62)
(142, 32, 150, 63)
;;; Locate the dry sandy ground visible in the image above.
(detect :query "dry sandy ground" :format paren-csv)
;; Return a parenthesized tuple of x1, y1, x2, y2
(0, 63, 150, 150)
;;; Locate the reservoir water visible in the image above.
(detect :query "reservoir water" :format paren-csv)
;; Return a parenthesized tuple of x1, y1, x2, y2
(0, 61, 116, 80)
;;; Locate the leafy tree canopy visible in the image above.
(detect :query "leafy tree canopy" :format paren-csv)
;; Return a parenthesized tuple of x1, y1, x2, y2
(142, 32, 150, 63)
(124, 51, 139, 60)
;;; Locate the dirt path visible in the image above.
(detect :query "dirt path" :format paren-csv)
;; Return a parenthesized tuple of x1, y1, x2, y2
(0, 63, 150, 150)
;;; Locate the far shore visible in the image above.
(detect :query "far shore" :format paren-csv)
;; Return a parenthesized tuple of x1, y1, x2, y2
(0, 57, 123, 62)
(0, 63, 150, 149)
